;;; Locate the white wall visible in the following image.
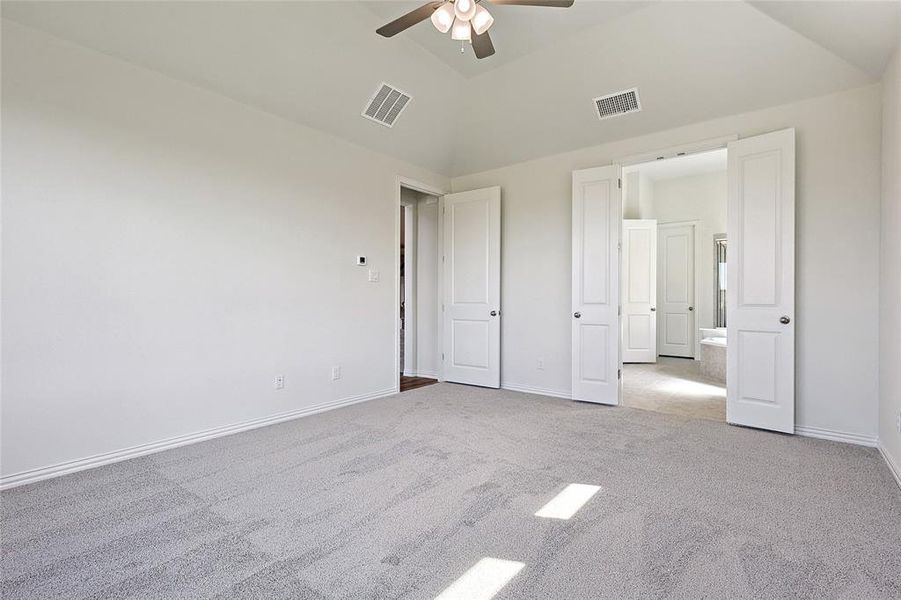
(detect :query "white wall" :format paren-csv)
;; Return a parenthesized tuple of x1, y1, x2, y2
(643, 171, 728, 355)
(416, 198, 441, 379)
(879, 40, 901, 473)
(623, 172, 641, 220)
(400, 188, 419, 376)
(0, 22, 449, 482)
(452, 84, 882, 441)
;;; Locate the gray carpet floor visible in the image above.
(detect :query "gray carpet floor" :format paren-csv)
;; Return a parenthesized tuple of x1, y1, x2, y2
(623, 357, 726, 422)
(2, 383, 899, 599)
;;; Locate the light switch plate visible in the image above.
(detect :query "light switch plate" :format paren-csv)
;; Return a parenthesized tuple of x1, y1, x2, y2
(368, 270, 380, 282)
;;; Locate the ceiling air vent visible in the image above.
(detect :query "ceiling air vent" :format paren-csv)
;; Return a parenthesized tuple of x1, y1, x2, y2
(593, 87, 641, 121)
(362, 82, 412, 128)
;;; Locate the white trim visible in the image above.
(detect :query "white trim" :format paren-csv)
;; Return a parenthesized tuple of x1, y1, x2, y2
(502, 382, 572, 400)
(616, 135, 737, 167)
(879, 444, 901, 490)
(404, 370, 440, 379)
(0, 387, 396, 491)
(794, 425, 878, 447)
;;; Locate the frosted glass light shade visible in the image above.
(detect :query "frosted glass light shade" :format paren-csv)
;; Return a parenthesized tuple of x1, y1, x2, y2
(471, 5, 494, 35)
(454, 0, 477, 22)
(431, 2, 455, 33)
(451, 18, 472, 41)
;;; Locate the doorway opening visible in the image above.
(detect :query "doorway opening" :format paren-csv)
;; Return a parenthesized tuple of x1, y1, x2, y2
(620, 148, 727, 421)
(399, 185, 440, 393)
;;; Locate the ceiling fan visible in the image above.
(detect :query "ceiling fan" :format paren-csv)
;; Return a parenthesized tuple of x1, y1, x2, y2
(376, 0, 575, 59)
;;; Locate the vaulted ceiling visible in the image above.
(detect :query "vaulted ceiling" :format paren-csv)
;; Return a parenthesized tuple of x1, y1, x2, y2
(3, 1, 899, 176)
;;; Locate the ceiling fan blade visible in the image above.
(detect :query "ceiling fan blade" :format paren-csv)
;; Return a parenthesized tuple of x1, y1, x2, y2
(471, 26, 496, 59)
(487, 0, 574, 6)
(376, 2, 443, 37)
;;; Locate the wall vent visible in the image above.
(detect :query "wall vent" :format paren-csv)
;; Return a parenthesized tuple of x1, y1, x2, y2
(362, 82, 412, 128)
(592, 87, 641, 121)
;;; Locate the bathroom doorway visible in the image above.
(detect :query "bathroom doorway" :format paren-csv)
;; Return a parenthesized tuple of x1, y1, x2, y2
(619, 148, 727, 421)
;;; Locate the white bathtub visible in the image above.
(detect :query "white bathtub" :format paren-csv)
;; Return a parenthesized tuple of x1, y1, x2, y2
(699, 328, 726, 382)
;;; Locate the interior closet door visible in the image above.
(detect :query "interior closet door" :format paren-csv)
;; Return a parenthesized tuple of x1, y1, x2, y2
(442, 187, 501, 388)
(622, 219, 658, 363)
(726, 129, 795, 433)
(657, 223, 695, 358)
(571, 166, 621, 405)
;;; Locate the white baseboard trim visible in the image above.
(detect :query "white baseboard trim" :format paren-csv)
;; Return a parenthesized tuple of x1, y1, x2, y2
(878, 444, 901, 490)
(0, 387, 396, 491)
(501, 382, 572, 400)
(795, 425, 878, 447)
(402, 370, 439, 379)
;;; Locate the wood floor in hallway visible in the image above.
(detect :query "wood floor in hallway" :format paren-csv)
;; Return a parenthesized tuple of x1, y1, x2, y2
(399, 375, 438, 393)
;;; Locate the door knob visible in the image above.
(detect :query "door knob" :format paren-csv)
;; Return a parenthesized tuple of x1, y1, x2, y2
(650, 307, 656, 312)
(780, 316, 791, 324)
(688, 306, 694, 311)
(573, 312, 581, 319)
(490, 310, 498, 317)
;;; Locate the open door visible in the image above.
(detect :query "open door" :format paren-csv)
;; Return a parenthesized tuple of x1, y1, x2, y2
(622, 219, 658, 363)
(572, 166, 622, 404)
(442, 187, 501, 388)
(726, 129, 795, 433)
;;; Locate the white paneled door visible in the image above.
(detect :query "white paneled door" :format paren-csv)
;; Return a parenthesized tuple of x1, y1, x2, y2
(726, 129, 795, 433)
(622, 219, 658, 363)
(657, 223, 695, 358)
(572, 166, 622, 405)
(442, 187, 501, 388)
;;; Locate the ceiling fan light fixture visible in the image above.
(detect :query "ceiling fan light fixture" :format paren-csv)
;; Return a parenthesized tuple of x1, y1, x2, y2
(454, 0, 477, 22)
(471, 5, 494, 35)
(431, 2, 455, 33)
(451, 17, 472, 41)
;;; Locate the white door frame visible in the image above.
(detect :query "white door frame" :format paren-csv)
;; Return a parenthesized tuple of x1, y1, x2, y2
(657, 220, 702, 359)
(395, 176, 448, 392)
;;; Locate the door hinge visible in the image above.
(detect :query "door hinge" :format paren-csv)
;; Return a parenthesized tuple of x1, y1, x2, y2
(618, 178, 622, 189)
(618, 369, 622, 380)
(442, 352, 445, 361)
(441, 303, 445, 312)
(618, 305, 622, 316)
